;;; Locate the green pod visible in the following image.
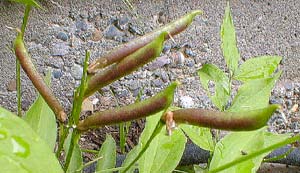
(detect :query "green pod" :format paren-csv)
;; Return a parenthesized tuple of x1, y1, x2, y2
(77, 82, 178, 131)
(88, 10, 202, 73)
(165, 105, 279, 131)
(14, 34, 67, 122)
(84, 32, 166, 98)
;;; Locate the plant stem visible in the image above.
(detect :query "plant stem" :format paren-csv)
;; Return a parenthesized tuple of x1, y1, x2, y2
(16, 5, 31, 117)
(64, 129, 80, 172)
(209, 135, 300, 173)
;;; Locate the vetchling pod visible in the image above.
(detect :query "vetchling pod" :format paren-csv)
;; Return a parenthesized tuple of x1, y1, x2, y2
(84, 32, 167, 98)
(88, 10, 202, 74)
(14, 33, 67, 122)
(77, 82, 179, 131)
(162, 105, 279, 131)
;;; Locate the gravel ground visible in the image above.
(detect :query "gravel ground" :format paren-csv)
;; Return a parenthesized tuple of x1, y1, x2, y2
(0, 0, 300, 168)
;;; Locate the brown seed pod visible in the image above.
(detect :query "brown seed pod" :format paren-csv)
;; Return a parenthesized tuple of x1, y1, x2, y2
(77, 82, 179, 131)
(14, 34, 67, 122)
(88, 10, 202, 74)
(162, 105, 279, 131)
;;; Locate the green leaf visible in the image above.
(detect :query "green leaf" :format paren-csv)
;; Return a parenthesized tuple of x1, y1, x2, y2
(228, 72, 281, 112)
(9, 0, 41, 8)
(0, 107, 63, 172)
(96, 135, 116, 172)
(198, 64, 230, 110)
(139, 128, 187, 173)
(180, 124, 214, 151)
(24, 71, 57, 150)
(209, 128, 292, 173)
(234, 56, 282, 82)
(64, 132, 83, 173)
(121, 111, 163, 172)
(221, 2, 240, 74)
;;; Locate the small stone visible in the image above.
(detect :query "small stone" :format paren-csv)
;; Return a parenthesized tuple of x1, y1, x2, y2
(148, 55, 171, 70)
(56, 32, 69, 41)
(285, 91, 293, 99)
(116, 16, 130, 30)
(185, 58, 195, 67)
(152, 79, 164, 88)
(51, 43, 69, 56)
(160, 71, 169, 83)
(76, 20, 88, 31)
(158, 11, 166, 24)
(173, 52, 185, 65)
(163, 44, 172, 54)
(7, 80, 16, 92)
(91, 29, 102, 41)
(103, 25, 125, 40)
(291, 104, 299, 112)
(286, 99, 293, 109)
(71, 64, 83, 80)
(128, 23, 144, 36)
(129, 81, 140, 91)
(179, 96, 194, 108)
(284, 83, 293, 91)
(185, 49, 196, 57)
(52, 70, 63, 79)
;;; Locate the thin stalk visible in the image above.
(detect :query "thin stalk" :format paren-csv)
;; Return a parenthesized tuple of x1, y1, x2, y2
(16, 5, 31, 117)
(209, 135, 300, 173)
(64, 129, 80, 171)
(76, 156, 103, 172)
(95, 167, 124, 173)
(81, 149, 99, 154)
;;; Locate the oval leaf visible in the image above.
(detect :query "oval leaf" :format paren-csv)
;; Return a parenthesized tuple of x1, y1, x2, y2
(234, 56, 282, 82)
(139, 128, 187, 173)
(96, 135, 116, 172)
(221, 2, 240, 74)
(24, 71, 57, 150)
(0, 107, 63, 172)
(198, 64, 230, 110)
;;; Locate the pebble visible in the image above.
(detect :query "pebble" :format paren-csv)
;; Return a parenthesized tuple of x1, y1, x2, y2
(103, 25, 125, 40)
(185, 58, 195, 67)
(52, 69, 63, 79)
(116, 16, 130, 30)
(185, 49, 197, 57)
(71, 64, 83, 80)
(51, 43, 69, 56)
(163, 45, 172, 54)
(152, 79, 164, 88)
(128, 81, 140, 91)
(158, 11, 166, 24)
(7, 80, 16, 92)
(172, 52, 185, 65)
(128, 23, 144, 36)
(91, 29, 102, 41)
(56, 31, 69, 41)
(179, 96, 195, 108)
(148, 55, 171, 70)
(76, 20, 88, 31)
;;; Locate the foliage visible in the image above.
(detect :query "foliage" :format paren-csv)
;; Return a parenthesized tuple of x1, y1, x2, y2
(1, 1, 298, 173)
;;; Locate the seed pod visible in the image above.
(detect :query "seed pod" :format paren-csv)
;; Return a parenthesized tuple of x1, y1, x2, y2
(88, 10, 202, 74)
(14, 34, 67, 122)
(84, 32, 166, 98)
(162, 105, 279, 131)
(77, 82, 178, 131)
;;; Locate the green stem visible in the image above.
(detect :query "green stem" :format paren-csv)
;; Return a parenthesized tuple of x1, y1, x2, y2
(209, 135, 300, 173)
(64, 129, 80, 171)
(16, 5, 31, 117)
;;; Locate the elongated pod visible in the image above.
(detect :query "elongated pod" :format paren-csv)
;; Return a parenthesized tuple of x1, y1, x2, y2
(84, 32, 166, 98)
(77, 82, 178, 131)
(88, 10, 202, 73)
(162, 105, 279, 131)
(14, 34, 67, 122)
